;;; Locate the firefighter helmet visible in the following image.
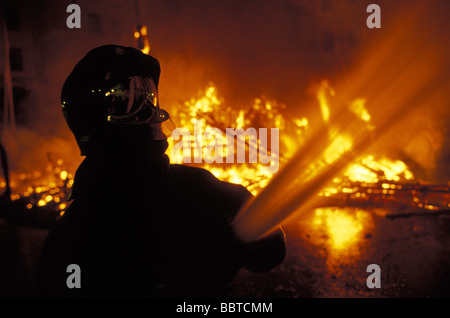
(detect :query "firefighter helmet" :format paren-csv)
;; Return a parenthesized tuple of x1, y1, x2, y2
(61, 45, 173, 155)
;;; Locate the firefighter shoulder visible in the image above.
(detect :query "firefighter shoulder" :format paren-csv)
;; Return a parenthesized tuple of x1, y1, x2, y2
(166, 163, 286, 273)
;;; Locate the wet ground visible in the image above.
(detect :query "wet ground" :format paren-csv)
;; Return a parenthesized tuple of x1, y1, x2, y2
(230, 207, 450, 298)
(1, 207, 450, 298)
(0, 220, 47, 297)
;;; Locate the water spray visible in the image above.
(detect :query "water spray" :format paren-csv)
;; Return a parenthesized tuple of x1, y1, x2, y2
(233, 58, 450, 243)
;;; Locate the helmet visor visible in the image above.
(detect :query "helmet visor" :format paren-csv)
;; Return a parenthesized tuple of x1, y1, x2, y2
(104, 75, 168, 126)
(148, 117, 176, 140)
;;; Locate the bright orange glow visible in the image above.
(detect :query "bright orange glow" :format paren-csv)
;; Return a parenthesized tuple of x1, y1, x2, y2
(133, 25, 151, 54)
(141, 43, 150, 54)
(350, 98, 371, 123)
(164, 82, 424, 208)
(166, 84, 284, 195)
(344, 163, 378, 183)
(363, 156, 414, 181)
(316, 79, 334, 123)
(60, 170, 68, 180)
(324, 135, 353, 165)
(341, 155, 414, 184)
(312, 208, 367, 250)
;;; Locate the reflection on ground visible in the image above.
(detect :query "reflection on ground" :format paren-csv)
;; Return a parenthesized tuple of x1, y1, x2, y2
(231, 207, 450, 298)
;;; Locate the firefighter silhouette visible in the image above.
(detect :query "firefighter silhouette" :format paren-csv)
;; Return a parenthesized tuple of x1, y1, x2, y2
(36, 45, 286, 297)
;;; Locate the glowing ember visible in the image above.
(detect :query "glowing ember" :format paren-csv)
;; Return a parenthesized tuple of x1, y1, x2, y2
(316, 79, 334, 123)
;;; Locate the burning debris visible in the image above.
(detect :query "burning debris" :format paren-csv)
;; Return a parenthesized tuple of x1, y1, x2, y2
(14, 154, 72, 213)
(1, 152, 73, 227)
(320, 155, 450, 213)
(167, 82, 449, 215)
(167, 84, 303, 195)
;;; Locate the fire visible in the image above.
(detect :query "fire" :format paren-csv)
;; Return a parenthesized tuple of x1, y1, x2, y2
(310, 80, 416, 205)
(134, 25, 151, 54)
(324, 135, 353, 165)
(171, 81, 448, 244)
(1, 79, 448, 235)
(2, 157, 73, 216)
(349, 98, 371, 123)
(344, 155, 414, 183)
(316, 79, 334, 123)
(166, 83, 296, 195)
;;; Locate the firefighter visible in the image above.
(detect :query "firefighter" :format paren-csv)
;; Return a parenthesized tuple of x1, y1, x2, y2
(36, 45, 286, 297)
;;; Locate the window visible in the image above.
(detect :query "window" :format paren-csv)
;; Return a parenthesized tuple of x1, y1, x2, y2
(4, 5, 20, 30)
(348, 32, 357, 47)
(322, 32, 335, 53)
(10, 48, 24, 71)
(0, 87, 28, 125)
(88, 13, 102, 34)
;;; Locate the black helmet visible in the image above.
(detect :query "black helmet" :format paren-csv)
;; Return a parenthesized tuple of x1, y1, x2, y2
(61, 45, 173, 155)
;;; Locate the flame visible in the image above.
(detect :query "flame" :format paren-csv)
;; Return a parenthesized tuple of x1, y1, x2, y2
(316, 79, 334, 123)
(344, 155, 414, 183)
(141, 43, 150, 55)
(134, 25, 151, 54)
(312, 80, 415, 197)
(324, 135, 353, 165)
(2, 157, 73, 214)
(163, 82, 439, 214)
(349, 98, 371, 123)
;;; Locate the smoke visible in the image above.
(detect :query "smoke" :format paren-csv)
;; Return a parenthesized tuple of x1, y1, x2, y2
(2, 0, 137, 180)
(146, 0, 450, 184)
(143, 0, 334, 109)
(234, 0, 450, 240)
(321, 0, 450, 182)
(2, 0, 450, 188)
